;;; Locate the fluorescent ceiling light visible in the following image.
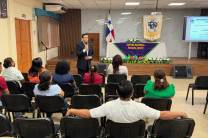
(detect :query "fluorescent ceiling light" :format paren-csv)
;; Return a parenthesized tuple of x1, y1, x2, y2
(121, 12, 131, 15)
(125, 2, 140, 6)
(168, 3, 185, 6)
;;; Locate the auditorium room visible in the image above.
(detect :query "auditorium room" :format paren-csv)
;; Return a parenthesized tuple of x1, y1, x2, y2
(1, 0, 208, 137)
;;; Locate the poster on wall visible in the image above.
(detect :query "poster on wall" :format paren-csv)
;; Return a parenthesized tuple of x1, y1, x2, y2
(0, 0, 7, 18)
(143, 15, 163, 41)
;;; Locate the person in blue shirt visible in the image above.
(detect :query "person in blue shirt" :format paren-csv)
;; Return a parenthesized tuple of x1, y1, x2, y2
(34, 71, 66, 117)
(52, 60, 76, 86)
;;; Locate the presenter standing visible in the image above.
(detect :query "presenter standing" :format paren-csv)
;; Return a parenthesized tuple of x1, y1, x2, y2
(76, 34, 95, 77)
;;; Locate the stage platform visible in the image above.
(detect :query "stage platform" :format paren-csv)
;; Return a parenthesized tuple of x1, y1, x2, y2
(46, 57, 208, 76)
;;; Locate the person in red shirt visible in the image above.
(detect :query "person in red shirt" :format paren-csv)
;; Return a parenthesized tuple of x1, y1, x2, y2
(0, 62, 10, 111)
(28, 57, 47, 82)
(83, 65, 103, 85)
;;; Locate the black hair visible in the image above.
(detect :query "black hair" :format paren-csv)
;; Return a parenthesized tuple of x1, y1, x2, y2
(112, 54, 123, 74)
(0, 62, 1, 65)
(3, 57, 13, 68)
(28, 57, 43, 77)
(117, 80, 133, 99)
(55, 60, 70, 74)
(82, 33, 88, 38)
(38, 71, 52, 91)
(89, 65, 98, 82)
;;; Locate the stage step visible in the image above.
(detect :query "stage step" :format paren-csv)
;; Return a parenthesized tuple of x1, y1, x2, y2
(46, 57, 208, 76)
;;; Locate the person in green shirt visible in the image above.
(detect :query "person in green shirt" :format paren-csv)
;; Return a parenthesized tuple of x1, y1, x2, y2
(143, 69, 175, 98)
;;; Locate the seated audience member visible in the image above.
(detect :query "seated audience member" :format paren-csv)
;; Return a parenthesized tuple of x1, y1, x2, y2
(83, 65, 103, 85)
(107, 54, 128, 76)
(1, 57, 25, 87)
(28, 57, 47, 82)
(143, 69, 175, 98)
(66, 80, 187, 122)
(53, 60, 76, 86)
(33, 71, 66, 117)
(0, 62, 10, 111)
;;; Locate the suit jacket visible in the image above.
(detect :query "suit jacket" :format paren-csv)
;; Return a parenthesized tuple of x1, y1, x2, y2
(76, 42, 95, 70)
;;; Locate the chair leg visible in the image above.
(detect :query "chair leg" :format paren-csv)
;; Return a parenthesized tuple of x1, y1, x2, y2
(8, 111, 11, 122)
(186, 86, 190, 100)
(32, 111, 35, 118)
(203, 101, 208, 114)
(192, 88, 194, 105)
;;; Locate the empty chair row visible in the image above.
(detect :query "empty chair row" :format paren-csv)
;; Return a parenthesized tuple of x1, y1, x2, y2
(0, 113, 195, 138)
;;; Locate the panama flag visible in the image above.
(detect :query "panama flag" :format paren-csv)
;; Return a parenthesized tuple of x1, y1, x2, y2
(106, 12, 115, 57)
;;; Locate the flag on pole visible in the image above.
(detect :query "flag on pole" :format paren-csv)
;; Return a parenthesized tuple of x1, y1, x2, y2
(106, 12, 115, 57)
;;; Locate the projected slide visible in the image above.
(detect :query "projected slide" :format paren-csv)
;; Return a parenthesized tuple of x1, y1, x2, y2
(185, 17, 208, 41)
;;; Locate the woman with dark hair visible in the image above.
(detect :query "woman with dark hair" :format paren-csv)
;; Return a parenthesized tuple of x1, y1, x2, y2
(143, 69, 175, 98)
(33, 71, 65, 117)
(1, 57, 25, 86)
(52, 60, 76, 86)
(107, 54, 128, 76)
(28, 57, 47, 82)
(83, 65, 103, 84)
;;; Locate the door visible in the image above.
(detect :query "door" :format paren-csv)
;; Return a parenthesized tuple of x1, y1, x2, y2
(87, 33, 99, 60)
(15, 18, 32, 73)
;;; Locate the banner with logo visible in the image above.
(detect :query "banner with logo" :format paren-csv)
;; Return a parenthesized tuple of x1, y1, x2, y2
(143, 15, 163, 41)
(114, 42, 159, 57)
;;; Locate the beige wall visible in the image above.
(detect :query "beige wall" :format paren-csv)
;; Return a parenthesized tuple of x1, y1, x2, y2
(0, 0, 58, 68)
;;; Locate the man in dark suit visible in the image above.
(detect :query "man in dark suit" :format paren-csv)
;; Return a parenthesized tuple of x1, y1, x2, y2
(76, 34, 95, 77)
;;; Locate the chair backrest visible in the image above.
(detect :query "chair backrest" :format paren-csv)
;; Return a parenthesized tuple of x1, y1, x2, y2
(61, 116, 100, 138)
(13, 118, 56, 138)
(0, 114, 14, 137)
(94, 64, 107, 76)
(105, 95, 119, 102)
(151, 118, 195, 138)
(79, 84, 102, 97)
(22, 72, 29, 82)
(105, 120, 146, 138)
(1, 94, 32, 112)
(134, 83, 145, 98)
(22, 82, 37, 98)
(71, 95, 101, 109)
(98, 73, 106, 86)
(141, 98, 172, 111)
(107, 74, 127, 83)
(195, 76, 208, 89)
(105, 83, 118, 96)
(131, 75, 151, 86)
(73, 74, 83, 87)
(6, 81, 20, 94)
(58, 83, 74, 98)
(35, 95, 66, 113)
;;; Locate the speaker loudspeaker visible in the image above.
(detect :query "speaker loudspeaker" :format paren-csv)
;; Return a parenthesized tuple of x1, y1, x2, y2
(172, 65, 193, 79)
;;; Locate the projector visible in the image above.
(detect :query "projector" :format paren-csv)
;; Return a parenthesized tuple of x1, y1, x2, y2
(151, 12, 162, 15)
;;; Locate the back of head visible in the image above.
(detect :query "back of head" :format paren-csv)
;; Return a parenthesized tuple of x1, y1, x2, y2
(38, 71, 52, 91)
(117, 80, 133, 99)
(154, 69, 170, 90)
(29, 57, 43, 77)
(112, 54, 123, 74)
(90, 65, 98, 82)
(3, 57, 13, 68)
(55, 60, 70, 75)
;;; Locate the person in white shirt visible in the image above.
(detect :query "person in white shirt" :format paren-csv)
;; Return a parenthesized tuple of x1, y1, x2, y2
(66, 80, 188, 123)
(1, 57, 25, 87)
(107, 54, 128, 76)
